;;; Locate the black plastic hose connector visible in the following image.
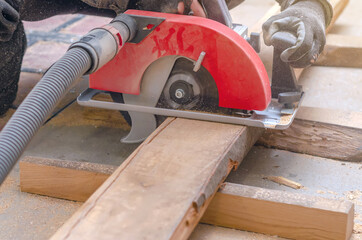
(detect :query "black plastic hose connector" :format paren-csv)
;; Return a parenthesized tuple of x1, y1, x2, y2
(0, 48, 91, 184)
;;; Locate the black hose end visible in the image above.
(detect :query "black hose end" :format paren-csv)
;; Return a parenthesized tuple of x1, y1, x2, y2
(111, 14, 137, 42)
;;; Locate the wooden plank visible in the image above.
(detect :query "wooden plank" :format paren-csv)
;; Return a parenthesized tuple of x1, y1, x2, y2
(20, 157, 115, 202)
(248, 0, 348, 34)
(201, 183, 355, 240)
(315, 34, 362, 68)
(258, 109, 362, 162)
(50, 118, 263, 240)
(327, 0, 350, 33)
(21, 157, 355, 240)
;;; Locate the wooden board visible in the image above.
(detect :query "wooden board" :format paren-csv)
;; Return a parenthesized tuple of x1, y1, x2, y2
(50, 118, 263, 240)
(315, 34, 362, 68)
(248, 0, 349, 34)
(258, 108, 362, 162)
(202, 183, 354, 240)
(20, 158, 355, 240)
(328, 0, 350, 33)
(20, 157, 115, 202)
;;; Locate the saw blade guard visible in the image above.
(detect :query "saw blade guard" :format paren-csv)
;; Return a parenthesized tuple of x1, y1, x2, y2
(89, 10, 271, 112)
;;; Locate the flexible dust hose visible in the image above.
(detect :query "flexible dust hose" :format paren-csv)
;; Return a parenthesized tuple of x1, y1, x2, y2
(0, 14, 136, 184)
(0, 48, 91, 183)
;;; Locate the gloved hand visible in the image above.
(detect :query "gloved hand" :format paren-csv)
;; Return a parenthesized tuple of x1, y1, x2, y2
(0, 0, 19, 42)
(262, 0, 332, 68)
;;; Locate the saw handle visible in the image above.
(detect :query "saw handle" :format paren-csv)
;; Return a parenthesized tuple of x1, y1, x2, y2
(270, 31, 298, 50)
(271, 31, 301, 99)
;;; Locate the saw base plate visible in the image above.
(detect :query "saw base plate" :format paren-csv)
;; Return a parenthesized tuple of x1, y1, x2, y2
(78, 88, 304, 132)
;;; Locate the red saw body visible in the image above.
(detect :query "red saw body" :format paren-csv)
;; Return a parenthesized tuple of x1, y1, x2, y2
(78, 9, 303, 143)
(90, 10, 271, 111)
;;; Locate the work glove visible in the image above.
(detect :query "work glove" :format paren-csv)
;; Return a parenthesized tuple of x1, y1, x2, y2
(262, 0, 333, 68)
(0, 0, 19, 41)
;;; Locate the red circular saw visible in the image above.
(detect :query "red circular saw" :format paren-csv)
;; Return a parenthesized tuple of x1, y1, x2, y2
(78, 0, 303, 143)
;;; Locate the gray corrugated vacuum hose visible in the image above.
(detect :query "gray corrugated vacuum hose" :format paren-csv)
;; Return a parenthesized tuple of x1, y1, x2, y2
(0, 48, 91, 184)
(0, 14, 136, 184)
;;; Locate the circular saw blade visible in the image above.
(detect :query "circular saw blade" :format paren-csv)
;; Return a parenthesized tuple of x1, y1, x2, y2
(158, 58, 219, 112)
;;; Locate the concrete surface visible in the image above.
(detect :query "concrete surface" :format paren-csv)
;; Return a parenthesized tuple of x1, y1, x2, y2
(227, 146, 362, 232)
(299, 66, 362, 112)
(0, 164, 81, 240)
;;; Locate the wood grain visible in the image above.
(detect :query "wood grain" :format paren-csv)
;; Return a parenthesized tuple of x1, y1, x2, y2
(50, 118, 263, 240)
(258, 117, 362, 162)
(202, 183, 354, 240)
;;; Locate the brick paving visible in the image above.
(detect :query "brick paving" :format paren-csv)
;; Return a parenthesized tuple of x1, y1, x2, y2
(60, 15, 112, 35)
(22, 41, 70, 71)
(22, 14, 112, 72)
(23, 15, 76, 32)
(8, 14, 112, 121)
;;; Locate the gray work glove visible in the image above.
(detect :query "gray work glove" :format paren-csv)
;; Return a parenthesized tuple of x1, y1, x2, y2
(0, 0, 19, 41)
(262, 0, 332, 68)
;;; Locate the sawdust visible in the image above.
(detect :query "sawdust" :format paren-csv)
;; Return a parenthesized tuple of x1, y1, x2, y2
(0, 167, 82, 240)
(0, 175, 17, 215)
(48, 102, 131, 131)
(0, 175, 16, 193)
(343, 190, 362, 233)
(279, 114, 293, 126)
(345, 190, 362, 201)
(23, 157, 117, 175)
(0, 202, 10, 214)
(0, 109, 15, 130)
(25, 196, 81, 238)
(327, 190, 339, 195)
(354, 224, 362, 234)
